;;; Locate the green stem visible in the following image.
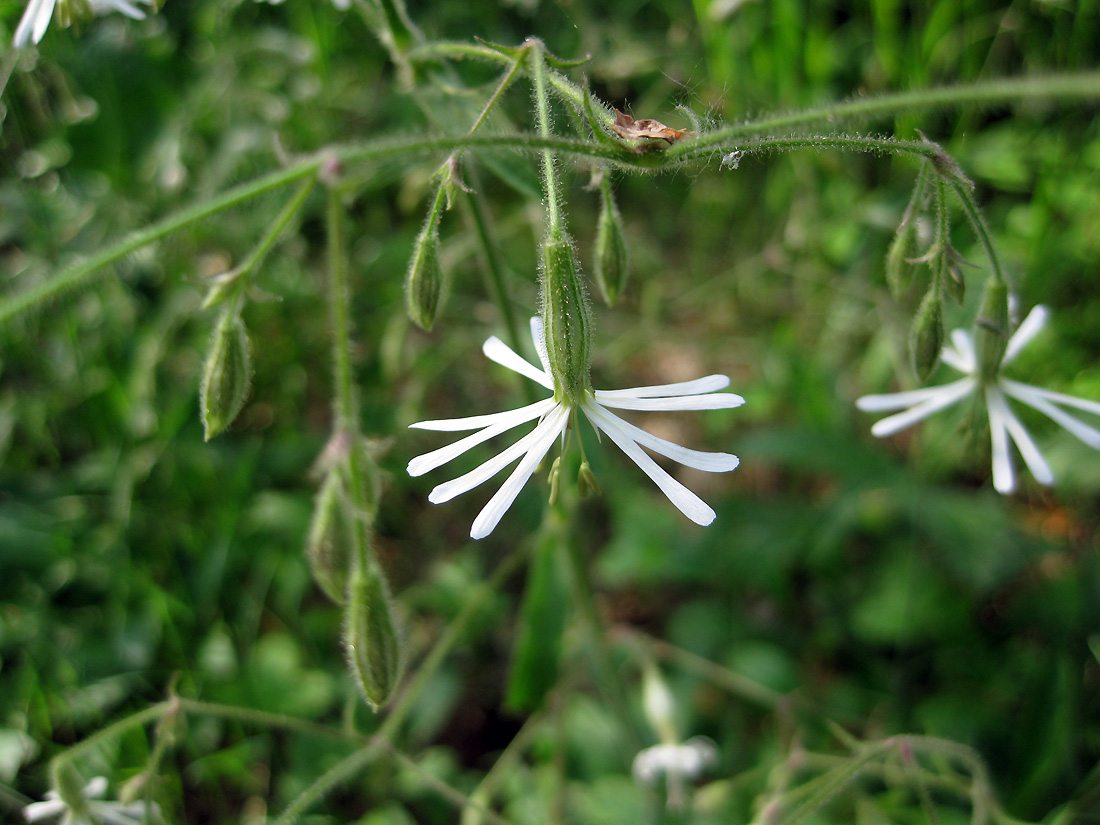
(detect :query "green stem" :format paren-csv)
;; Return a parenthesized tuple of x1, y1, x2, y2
(232, 177, 317, 291)
(271, 746, 382, 825)
(528, 41, 566, 240)
(950, 181, 1006, 286)
(467, 55, 527, 138)
(50, 702, 174, 767)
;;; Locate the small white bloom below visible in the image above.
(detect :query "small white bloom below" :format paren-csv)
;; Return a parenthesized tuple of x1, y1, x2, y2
(14, 0, 152, 48)
(408, 318, 742, 539)
(632, 737, 718, 787)
(24, 776, 160, 825)
(857, 305, 1100, 493)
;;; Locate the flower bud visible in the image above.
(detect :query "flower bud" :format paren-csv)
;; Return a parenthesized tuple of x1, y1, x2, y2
(594, 187, 629, 305)
(405, 223, 445, 331)
(940, 252, 965, 305)
(641, 662, 678, 744)
(547, 456, 561, 506)
(200, 308, 251, 441)
(577, 460, 601, 498)
(344, 562, 402, 710)
(885, 222, 919, 298)
(307, 471, 356, 604)
(51, 762, 91, 819)
(974, 278, 1009, 383)
(910, 289, 944, 381)
(540, 234, 592, 404)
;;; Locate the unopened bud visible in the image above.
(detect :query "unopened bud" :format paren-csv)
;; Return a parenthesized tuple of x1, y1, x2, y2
(594, 187, 629, 305)
(910, 289, 944, 381)
(641, 662, 678, 744)
(547, 456, 561, 506)
(344, 562, 402, 710)
(200, 309, 251, 441)
(975, 278, 1009, 383)
(405, 223, 445, 331)
(885, 222, 919, 298)
(577, 461, 601, 498)
(540, 234, 592, 404)
(51, 762, 91, 819)
(307, 471, 356, 604)
(940, 252, 965, 305)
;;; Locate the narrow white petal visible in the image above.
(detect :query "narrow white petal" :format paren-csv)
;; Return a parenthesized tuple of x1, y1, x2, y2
(22, 799, 66, 822)
(407, 399, 558, 476)
(429, 403, 567, 504)
(948, 328, 977, 373)
(14, 0, 57, 47)
(856, 378, 975, 412)
(1000, 380, 1100, 449)
(999, 378, 1100, 416)
(595, 375, 731, 399)
(91, 0, 148, 18)
(530, 317, 553, 376)
(595, 392, 744, 412)
(940, 344, 972, 374)
(409, 398, 555, 432)
(867, 378, 977, 437)
(482, 336, 553, 389)
(582, 400, 739, 472)
(589, 406, 717, 526)
(469, 405, 570, 539)
(986, 386, 1016, 493)
(83, 777, 109, 798)
(989, 387, 1053, 486)
(1002, 305, 1048, 366)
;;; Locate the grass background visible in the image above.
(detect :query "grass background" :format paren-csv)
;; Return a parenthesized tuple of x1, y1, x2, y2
(1, 0, 1099, 822)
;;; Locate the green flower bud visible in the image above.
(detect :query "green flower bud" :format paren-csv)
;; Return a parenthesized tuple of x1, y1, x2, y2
(540, 234, 592, 404)
(51, 762, 90, 819)
(594, 187, 629, 306)
(200, 308, 251, 441)
(885, 222, 919, 298)
(910, 289, 944, 381)
(307, 471, 356, 605)
(975, 278, 1009, 383)
(344, 562, 402, 710)
(577, 460, 601, 499)
(405, 223, 445, 331)
(940, 252, 965, 305)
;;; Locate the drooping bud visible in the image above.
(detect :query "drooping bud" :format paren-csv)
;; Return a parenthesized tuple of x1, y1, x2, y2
(539, 234, 592, 404)
(940, 250, 966, 305)
(547, 456, 561, 506)
(885, 221, 919, 298)
(910, 289, 944, 381)
(404, 222, 445, 331)
(577, 460, 601, 498)
(306, 471, 356, 604)
(344, 561, 402, 710)
(974, 278, 1009, 383)
(200, 308, 252, 441)
(594, 185, 629, 305)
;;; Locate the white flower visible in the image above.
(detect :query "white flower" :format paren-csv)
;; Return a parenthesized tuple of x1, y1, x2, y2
(408, 318, 742, 539)
(856, 305, 1100, 493)
(24, 776, 159, 825)
(14, 0, 152, 48)
(632, 736, 718, 787)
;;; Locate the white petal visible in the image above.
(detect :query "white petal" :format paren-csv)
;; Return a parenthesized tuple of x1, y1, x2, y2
(1002, 305, 1048, 366)
(428, 403, 567, 504)
(482, 336, 553, 389)
(468, 404, 570, 539)
(14, 0, 57, 47)
(23, 799, 66, 822)
(947, 328, 977, 373)
(595, 375, 731, 399)
(1000, 380, 1100, 450)
(867, 378, 977, 437)
(988, 387, 1053, 486)
(90, 0, 148, 18)
(83, 778, 108, 799)
(409, 398, 554, 432)
(530, 317, 553, 376)
(407, 399, 559, 476)
(588, 407, 717, 526)
(856, 379, 973, 412)
(582, 400, 739, 473)
(986, 386, 1016, 493)
(999, 378, 1100, 417)
(595, 392, 744, 412)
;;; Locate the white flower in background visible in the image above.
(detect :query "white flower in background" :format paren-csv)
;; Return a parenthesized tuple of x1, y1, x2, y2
(408, 318, 742, 539)
(23, 776, 159, 825)
(632, 736, 718, 787)
(857, 305, 1100, 493)
(14, 0, 152, 48)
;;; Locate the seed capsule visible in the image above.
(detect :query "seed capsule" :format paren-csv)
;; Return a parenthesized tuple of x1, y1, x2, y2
(344, 562, 402, 710)
(594, 187, 629, 306)
(200, 309, 251, 441)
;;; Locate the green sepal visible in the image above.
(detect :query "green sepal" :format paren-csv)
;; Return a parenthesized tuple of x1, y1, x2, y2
(306, 471, 356, 605)
(200, 308, 252, 440)
(910, 288, 944, 382)
(345, 562, 403, 710)
(540, 234, 592, 404)
(974, 278, 1010, 383)
(594, 183, 629, 305)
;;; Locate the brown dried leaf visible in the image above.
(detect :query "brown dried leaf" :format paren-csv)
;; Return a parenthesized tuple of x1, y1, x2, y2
(610, 109, 690, 144)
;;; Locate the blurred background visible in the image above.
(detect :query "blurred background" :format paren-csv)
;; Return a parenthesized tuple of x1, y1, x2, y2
(1, 0, 1098, 822)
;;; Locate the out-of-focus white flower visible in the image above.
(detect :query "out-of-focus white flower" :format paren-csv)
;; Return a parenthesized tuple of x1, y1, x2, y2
(632, 736, 718, 787)
(408, 318, 742, 539)
(857, 305, 1100, 493)
(14, 0, 152, 48)
(23, 776, 159, 825)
